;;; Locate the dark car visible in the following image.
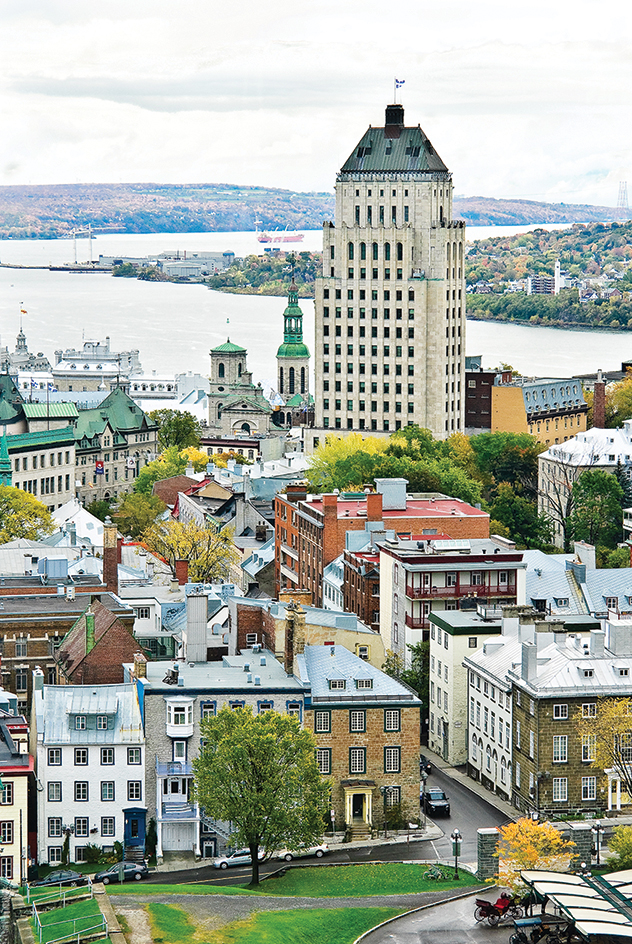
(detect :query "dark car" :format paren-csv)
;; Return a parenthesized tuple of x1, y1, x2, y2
(423, 788, 451, 816)
(93, 862, 149, 884)
(30, 869, 89, 888)
(419, 754, 432, 775)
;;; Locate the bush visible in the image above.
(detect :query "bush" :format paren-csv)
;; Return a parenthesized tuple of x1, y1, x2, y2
(606, 825, 632, 870)
(83, 844, 102, 864)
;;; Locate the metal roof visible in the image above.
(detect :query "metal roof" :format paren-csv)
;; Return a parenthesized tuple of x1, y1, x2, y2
(522, 869, 632, 941)
(34, 683, 143, 745)
(298, 645, 421, 703)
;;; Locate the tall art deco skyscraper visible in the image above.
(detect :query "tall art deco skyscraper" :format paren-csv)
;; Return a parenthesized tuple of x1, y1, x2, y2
(314, 104, 465, 440)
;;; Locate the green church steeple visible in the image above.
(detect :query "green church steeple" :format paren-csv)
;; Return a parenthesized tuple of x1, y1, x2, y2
(0, 428, 11, 487)
(276, 280, 310, 359)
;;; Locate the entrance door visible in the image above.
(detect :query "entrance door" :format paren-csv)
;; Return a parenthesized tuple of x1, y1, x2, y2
(202, 839, 217, 858)
(442, 721, 449, 762)
(352, 794, 364, 819)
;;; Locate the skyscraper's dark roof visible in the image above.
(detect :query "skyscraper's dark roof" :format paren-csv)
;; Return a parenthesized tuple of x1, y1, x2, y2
(339, 104, 448, 177)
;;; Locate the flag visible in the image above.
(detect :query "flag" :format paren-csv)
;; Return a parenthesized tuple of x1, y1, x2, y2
(20, 309, 27, 314)
(31, 379, 37, 387)
(48, 383, 56, 391)
(395, 78, 405, 88)
(126, 457, 136, 470)
(95, 460, 104, 475)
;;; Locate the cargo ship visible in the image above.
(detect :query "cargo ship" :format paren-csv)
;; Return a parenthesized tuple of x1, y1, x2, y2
(255, 223, 304, 244)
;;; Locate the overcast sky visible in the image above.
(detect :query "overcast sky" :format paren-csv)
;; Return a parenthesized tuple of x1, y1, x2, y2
(1, 0, 631, 207)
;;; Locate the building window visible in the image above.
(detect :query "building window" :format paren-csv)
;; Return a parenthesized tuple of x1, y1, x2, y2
(201, 703, 216, 720)
(384, 709, 400, 732)
(582, 703, 596, 718)
(101, 748, 114, 765)
(0, 856, 12, 880)
(169, 704, 193, 726)
(101, 782, 115, 801)
(287, 702, 302, 718)
(316, 749, 331, 775)
(516, 720, 521, 749)
(74, 818, 89, 838)
(173, 741, 186, 761)
(0, 822, 13, 845)
(15, 670, 27, 692)
(48, 847, 63, 864)
(48, 749, 61, 766)
(48, 782, 62, 802)
(75, 716, 86, 730)
(468, 637, 478, 648)
(135, 607, 151, 620)
(48, 818, 62, 838)
(101, 817, 115, 837)
(529, 730, 534, 758)
(582, 735, 596, 762)
(315, 711, 331, 734)
(552, 778, 568, 802)
(0, 783, 13, 806)
(553, 735, 568, 763)
(356, 678, 373, 689)
(128, 781, 142, 801)
(97, 716, 108, 730)
(349, 710, 366, 733)
(15, 640, 27, 658)
(384, 746, 401, 773)
(349, 748, 366, 774)
(553, 704, 568, 720)
(74, 782, 88, 801)
(127, 748, 141, 765)
(74, 749, 88, 766)
(582, 776, 596, 801)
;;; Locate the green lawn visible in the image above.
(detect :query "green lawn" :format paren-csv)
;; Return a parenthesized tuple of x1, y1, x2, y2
(147, 903, 197, 943)
(32, 898, 104, 944)
(204, 907, 401, 944)
(111, 863, 481, 898)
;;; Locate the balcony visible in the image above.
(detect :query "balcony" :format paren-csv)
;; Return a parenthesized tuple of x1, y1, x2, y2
(156, 760, 194, 777)
(405, 614, 429, 629)
(406, 583, 516, 599)
(161, 802, 197, 820)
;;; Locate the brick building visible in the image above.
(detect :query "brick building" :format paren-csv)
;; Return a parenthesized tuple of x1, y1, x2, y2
(275, 477, 489, 606)
(55, 599, 142, 685)
(344, 547, 381, 634)
(296, 645, 421, 839)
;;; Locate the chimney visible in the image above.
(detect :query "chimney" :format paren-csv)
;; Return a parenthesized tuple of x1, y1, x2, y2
(67, 521, 77, 546)
(183, 590, 208, 663)
(375, 478, 408, 511)
(102, 516, 118, 593)
(385, 104, 404, 138)
(116, 535, 123, 565)
(32, 668, 44, 692)
(366, 491, 383, 521)
(589, 630, 605, 658)
(322, 493, 338, 517)
(521, 640, 537, 681)
(85, 607, 96, 655)
(133, 651, 147, 678)
(593, 369, 606, 429)
(175, 559, 189, 586)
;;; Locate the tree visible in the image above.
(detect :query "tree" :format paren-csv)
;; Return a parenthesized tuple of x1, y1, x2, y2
(381, 649, 404, 679)
(605, 371, 632, 428)
(400, 642, 430, 720)
(86, 498, 114, 522)
(470, 432, 542, 496)
(179, 446, 211, 473)
(306, 433, 388, 492)
(114, 493, 166, 539)
(577, 697, 632, 801)
(0, 486, 54, 544)
(494, 818, 575, 892)
(149, 409, 202, 451)
(142, 519, 240, 582)
(193, 707, 329, 886)
(134, 446, 188, 497)
(570, 469, 623, 548)
(606, 825, 632, 870)
(489, 483, 552, 548)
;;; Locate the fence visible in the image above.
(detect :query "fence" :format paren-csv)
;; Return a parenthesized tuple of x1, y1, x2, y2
(24, 882, 93, 906)
(31, 905, 107, 944)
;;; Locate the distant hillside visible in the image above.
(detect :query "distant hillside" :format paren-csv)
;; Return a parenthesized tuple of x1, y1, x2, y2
(0, 182, 625, 238)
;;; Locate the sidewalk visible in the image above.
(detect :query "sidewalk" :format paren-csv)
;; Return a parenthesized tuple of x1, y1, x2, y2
(422, 746, 518, 822)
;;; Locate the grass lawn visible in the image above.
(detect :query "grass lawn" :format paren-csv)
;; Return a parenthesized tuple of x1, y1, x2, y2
(111, 863, 481, 898)
(204, 907, 402, 944)
(32, 898, 104, 944)
(147, 903, 197, 943)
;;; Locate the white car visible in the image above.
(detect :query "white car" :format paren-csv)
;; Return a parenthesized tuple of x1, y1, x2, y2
(275, 843, 329, 862)
(213, 848, 266, 869)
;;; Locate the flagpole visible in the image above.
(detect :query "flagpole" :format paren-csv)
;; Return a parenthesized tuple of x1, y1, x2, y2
(393, 77, 396, 104)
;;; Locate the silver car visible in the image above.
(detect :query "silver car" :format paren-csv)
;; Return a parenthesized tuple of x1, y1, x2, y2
(213, 848, 266, 869)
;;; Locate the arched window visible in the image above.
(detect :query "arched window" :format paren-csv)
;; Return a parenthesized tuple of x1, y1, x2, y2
(446, 244, 451, 264)
(289, 367, 295, 394)
(439, 206, 444, 223)
(217, 403, 223, 419)
(238, 362, 242, 377)
(278, 412, 285, 425)
(360, 242, 366, 260)
(471, 734, 477, 762)
(500, 756, 507, 784)
(384, 242, 391, 261)
(300, 367, 306, 394)
(486, 745, 492, 772)
(348, 242, 354, 260)
(218, 362, 225, 379)
(241, 423, 251, 434)
(397, 242, 403, 261)
(279, 367, 284, 394)
(372, 242, 378, 261)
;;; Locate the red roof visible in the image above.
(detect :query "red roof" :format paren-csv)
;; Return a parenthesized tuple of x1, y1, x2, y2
(309, 498, 488, 519)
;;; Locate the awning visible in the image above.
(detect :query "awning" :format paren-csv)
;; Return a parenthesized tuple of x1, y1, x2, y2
(521, 869, 632, 941)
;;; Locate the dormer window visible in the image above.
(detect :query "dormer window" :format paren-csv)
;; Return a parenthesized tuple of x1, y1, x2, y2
(583, 669, 594, 678)
(75, 715, 86, 730)
(356, 678, 373, 689)
(329, 679, 346, 690)
(619, 668, 630, 677)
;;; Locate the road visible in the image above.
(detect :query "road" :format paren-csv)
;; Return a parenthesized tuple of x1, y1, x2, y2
(144, 767, 510, 886)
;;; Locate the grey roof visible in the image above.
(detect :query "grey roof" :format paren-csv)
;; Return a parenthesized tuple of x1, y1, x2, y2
(298, 645, 421, 704)
(139, 648, 305, 695)
(34, 683, 143, 745)
(510, 636, 632, 697)
(339, 108, 448, 177)
(583, 570, 632, 615)
(242, 538, 274, 579)
(526, 569, 586, 615)
(231, 596, 376, 634)
(519, 378, 586, 419)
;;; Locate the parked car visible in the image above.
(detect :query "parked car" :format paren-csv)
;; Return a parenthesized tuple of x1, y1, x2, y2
(275, 843, 329, 862)
(213, 848, 266, 869)
(30, 869, 89, 888)
(419, 754, 433, 775)
(423, 788, 451, 816)
(93, 862, 149, 884)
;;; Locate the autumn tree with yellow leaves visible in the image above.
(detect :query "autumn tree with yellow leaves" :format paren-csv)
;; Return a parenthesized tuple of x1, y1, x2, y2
(142, 519, 240, 583)
(577, 696, 632, 801)
(495, 818, 575, 892)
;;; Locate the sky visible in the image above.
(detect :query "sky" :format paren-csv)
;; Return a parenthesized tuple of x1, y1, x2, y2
(1, 0, 632, 207)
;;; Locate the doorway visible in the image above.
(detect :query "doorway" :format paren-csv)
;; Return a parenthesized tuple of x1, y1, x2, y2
(352, 794, 364, 819)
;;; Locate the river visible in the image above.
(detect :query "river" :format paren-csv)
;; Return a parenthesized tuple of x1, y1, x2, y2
(0, 225, 627, 387)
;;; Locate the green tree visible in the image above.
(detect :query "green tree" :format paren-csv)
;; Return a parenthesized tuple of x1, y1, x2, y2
(606, 825, 632, 870)
(193, 707, 329, 886)
(470, 432, 542, 495)
(400, 641, 430, 720)
(489, 483, 552, 548)
(114, 493, 166, 539)
(0, 486, 55, 544)
(149, 410, 203, 451)
(85, 498, 114, 522)
(142, 519, 240, 582)
(134, 446, 188, 497)
(577, 696, 632, 801)
(570, 469, 623, 548)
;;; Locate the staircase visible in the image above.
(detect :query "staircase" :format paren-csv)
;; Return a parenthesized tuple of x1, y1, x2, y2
(124, 845, 146, 864)
(200, 813, 233, 845)
(345, 819, 372, 842)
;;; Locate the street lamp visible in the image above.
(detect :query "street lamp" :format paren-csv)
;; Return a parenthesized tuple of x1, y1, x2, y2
(592, 821, 604, 867)
(380, 786, 396, 839)
(450, 827, 462, 880)
(420, 771, 428, 830)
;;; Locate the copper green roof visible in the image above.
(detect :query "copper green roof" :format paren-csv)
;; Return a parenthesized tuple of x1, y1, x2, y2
(23, 402, 79, 420)
(7, 426, 75, 450)
(277, 342, 310, 358)
(339, 104, 448, 177)
(0, 374, 25, 425)
(74, 387, 155, 443)
(276, 281, 309, 359)
(211, 338, 247, 354)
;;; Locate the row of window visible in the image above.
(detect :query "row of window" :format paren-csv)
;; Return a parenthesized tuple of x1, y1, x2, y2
(323, 287, 416, 301)
(48, 747, 141, 766)
(430, 626, 450, 649)
(48, 816, 117, 837)
(323, 401, 415, 415)
(316, 746, 401, 775)
(15, 476, 71, 497)
(13, 451, 71, 472)
(515, 766, 597, 802)
(47, 781, 141, 803)
(471, 699, 511, 747)
(324, 325, 415, 338)
(314, 708, 400, 733)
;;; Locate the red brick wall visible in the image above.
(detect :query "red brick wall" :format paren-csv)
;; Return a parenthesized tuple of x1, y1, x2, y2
(66, 621, 138, 685)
